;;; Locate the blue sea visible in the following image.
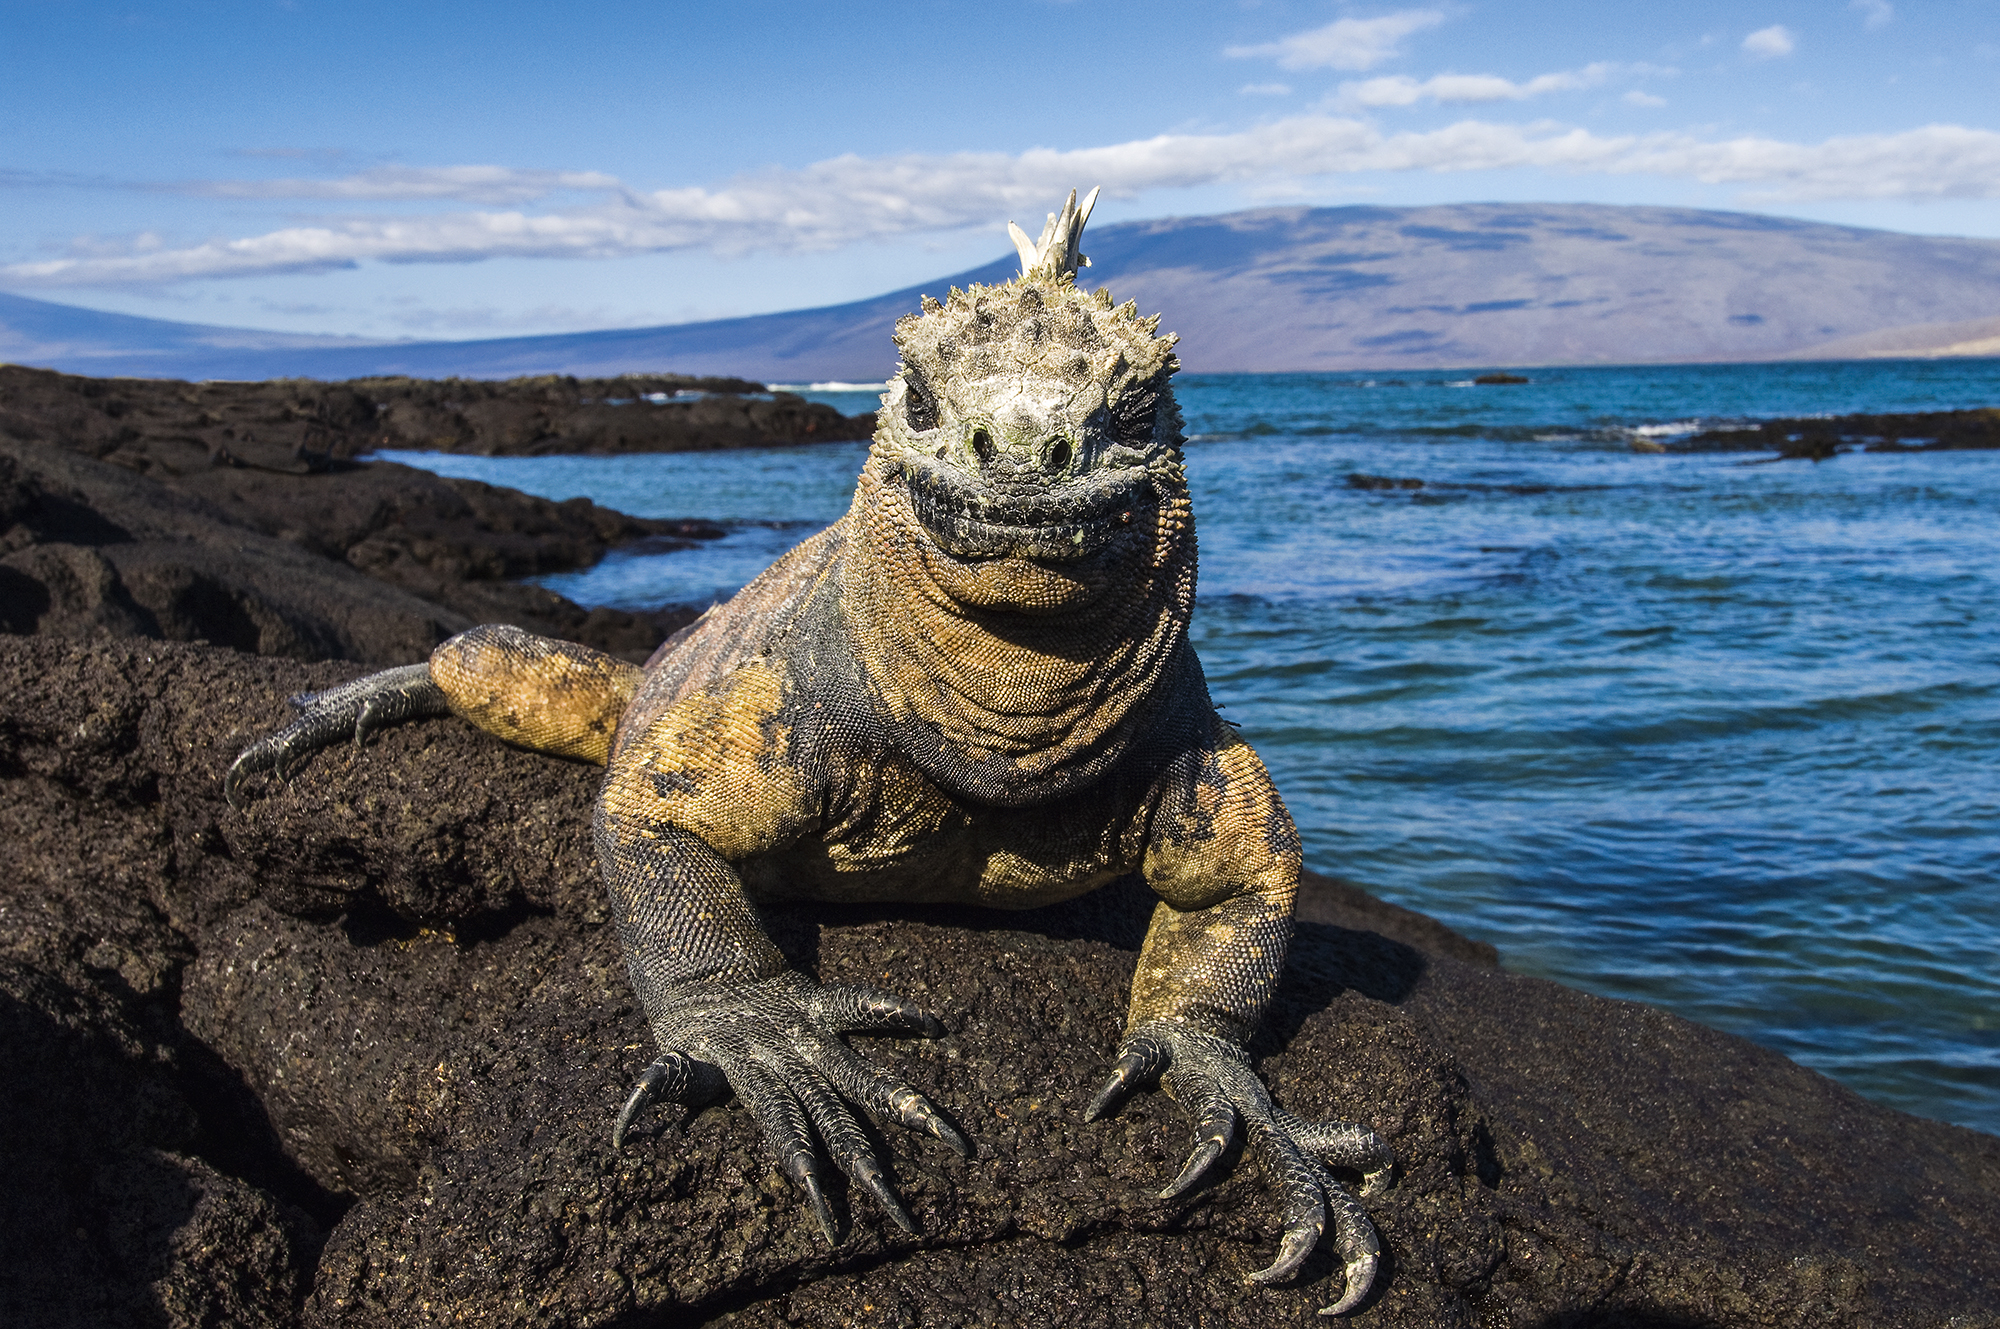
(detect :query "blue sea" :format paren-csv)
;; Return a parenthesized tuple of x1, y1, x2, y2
(378, 358, 2000, 1136)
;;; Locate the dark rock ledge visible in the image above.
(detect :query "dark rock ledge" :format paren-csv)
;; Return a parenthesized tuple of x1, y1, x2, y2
(1668, 407, 2000, 461)
(1, 375, 735, 664)
(2, 635, 1996, 1329)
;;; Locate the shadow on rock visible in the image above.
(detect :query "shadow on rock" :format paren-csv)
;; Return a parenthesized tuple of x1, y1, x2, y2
(0, 971, 318, 1329)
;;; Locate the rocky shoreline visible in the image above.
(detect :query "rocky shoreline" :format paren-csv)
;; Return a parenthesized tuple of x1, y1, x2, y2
(0, 364, 792, 664)
(3, 369, 1999, 1327)
(3, 636, 1997, 1328)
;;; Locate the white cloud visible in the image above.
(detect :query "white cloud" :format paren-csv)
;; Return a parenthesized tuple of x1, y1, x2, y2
(1623, 90, 1667, 108)
(8, 119, 2000, 289)
(157, 165, 624, 205)
(1225, 10, 1445, 72)
(1742, 25, 1796, 59)
(1340, 63, 1619, 106)
(1239, 82, 1293, 97)
(1, 163, 627, 207)
(1850, 0, 1893, 29)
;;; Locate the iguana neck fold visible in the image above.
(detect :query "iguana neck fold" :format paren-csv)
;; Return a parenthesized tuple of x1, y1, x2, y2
(840, 453, 1197, 806)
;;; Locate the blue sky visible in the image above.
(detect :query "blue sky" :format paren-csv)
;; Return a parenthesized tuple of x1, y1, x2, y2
(5, 0, 1998, 340)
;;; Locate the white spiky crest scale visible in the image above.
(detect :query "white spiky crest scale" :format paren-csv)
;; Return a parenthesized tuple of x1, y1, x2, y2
(1008, 186, 1099, 282)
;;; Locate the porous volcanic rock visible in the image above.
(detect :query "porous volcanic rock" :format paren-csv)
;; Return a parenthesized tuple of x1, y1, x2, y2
(3, 635, 1997, 1329)
(0, 416, 720, 664)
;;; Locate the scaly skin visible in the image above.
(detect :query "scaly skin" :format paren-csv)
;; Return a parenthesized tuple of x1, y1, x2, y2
(228, 189, 1393, 1315)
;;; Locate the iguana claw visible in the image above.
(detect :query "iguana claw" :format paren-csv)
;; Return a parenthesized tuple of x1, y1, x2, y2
(1088, 1021, 1392, 1316)
(612, 1052, 724, 1148)
(615, 972, 966, 1244)
(1157, 1083, 1235, 1199)
(1084, 1032, 1168, 1121)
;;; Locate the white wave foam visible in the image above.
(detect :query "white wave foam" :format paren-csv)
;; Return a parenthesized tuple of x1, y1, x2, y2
(770, 381, 890, 392)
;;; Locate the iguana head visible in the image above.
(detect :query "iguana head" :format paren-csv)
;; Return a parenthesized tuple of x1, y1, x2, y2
(869, 188, 1186, 578)
(842, 189, 1198, 802)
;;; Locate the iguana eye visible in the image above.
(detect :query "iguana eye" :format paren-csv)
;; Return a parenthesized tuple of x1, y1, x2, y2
(904, 375, 938, 432)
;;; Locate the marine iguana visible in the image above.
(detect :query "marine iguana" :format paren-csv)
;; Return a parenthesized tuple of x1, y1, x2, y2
(227, 188, 1393, 1315)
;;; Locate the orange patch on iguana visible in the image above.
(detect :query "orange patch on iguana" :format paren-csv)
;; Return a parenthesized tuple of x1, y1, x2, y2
(430, 628, 642, 766)
(1143, 720, 1301, 915)
(1124, 716, 1301, 1038)
(1124, 887, 1294, 1038)
(600, 658, 816, 863)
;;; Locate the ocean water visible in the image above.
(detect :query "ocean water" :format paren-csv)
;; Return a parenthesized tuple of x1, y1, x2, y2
(375, 358, 2000, 1135)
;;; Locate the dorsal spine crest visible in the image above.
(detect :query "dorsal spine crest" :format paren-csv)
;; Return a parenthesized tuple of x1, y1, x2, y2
(1007, 187, 1099, 282)
(889, 187, 1181, 457)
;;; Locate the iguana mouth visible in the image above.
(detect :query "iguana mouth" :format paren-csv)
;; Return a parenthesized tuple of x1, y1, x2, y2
(898, 459, 1153, 562)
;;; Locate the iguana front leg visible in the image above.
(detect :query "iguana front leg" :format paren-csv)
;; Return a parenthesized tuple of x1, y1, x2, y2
(225, 624, 641, 806)
(1088, 717, 1392, 1316)
(225, 663, 449, 807)
(597, 661, 967, 1241)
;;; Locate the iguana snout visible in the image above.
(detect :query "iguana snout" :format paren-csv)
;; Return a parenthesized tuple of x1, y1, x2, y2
(955, 379, 1086, 480)
(894, 450, 1152, 562)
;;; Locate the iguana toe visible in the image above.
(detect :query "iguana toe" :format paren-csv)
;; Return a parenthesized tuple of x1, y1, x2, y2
(1083, 1029, 1169, 1122)
(225, 663, 447, 808)
(791, 1066, 921, 1235)
(1089, 1021, 1392, 1316)
(611, 1051, 728, 1148)
(1158, 1083, 1236, 1199)
(886, 1084, 971, 1157)
(621, 973, 959, 1243)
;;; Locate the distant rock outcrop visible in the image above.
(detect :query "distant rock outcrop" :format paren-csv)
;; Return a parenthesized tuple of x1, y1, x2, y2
(9, 204, 2000, 380)
(0, 363, 871, 461)
(1667, 408, 2000, 459)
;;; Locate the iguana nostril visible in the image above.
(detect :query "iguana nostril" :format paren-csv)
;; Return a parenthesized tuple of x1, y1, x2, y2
(970, 428, 995, 466)
(1047, 438, 1073, 473)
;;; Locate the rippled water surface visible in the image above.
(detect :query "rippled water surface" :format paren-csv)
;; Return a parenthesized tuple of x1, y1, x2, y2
(378, 358, 2000, 1134)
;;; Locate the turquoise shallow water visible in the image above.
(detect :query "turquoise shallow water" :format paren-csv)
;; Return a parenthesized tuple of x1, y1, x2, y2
(376, 358, 2000, 1135)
